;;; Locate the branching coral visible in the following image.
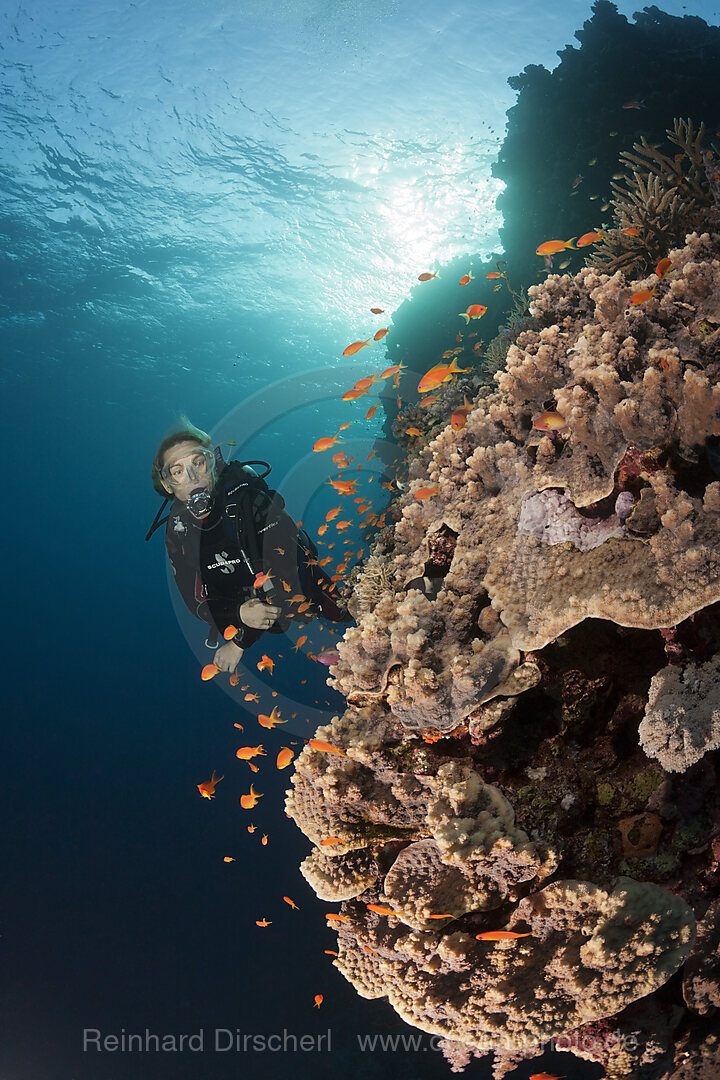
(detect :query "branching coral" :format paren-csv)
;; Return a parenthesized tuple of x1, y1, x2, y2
(587, 119, 720, 276)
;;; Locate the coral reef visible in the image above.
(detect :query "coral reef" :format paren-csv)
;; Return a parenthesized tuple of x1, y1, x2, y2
(288, 231, 720, 1076)
(587, 119, 720, 277)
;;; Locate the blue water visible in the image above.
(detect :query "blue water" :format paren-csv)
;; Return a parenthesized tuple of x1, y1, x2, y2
(3, 1, 720, 1077)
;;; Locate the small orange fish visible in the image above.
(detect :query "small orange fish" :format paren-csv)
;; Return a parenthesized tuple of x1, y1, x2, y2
(365, 404, 378, 420)
(236, 745, 266, 761)
(223, 624, 239, 640)
(418, 271, 440, 281)
(255, 917, 272, 927)
(338, 421, 353, 431)
(451, 394, 472, 430)
(485, 271, 504, 279)
(248, 762, 259, 773)
(325, 913, 351, 922)
(283, 896, 299, 910)
(293, 635, 308, 651)
(223, 856, 235, 863)
(458, 303, 486, 323)
(475, 930, 532, 940)
(370, 307, 384, 314)
(261, 834, 268, 845)
(259, 706, 287, 729)
(459, 271, 474, 285)
(309, 739, 347, 756)
(380, 362, 405, 379)
(324, 950, 338, 956)
(197, 770, 224, 799)
(342, 339, 373, 357)
(428, 914, 455, 919)
(629, 287, 655, 305)
(328, 478, 357, 495)
(576, 230, 604, 247)
(257, 655, 275, 674)
(536, 238, 576, 256)
(418, 356, 469, 392)
(240, 784, 263, 809)
(532, 409, 568, 434)
(247, 823, 256, 833)
(233, 722, 244, 731)
(313, 431, 343, 452)
(276, 747, 294, 769)
(314, 994, 323, 1008)
(244, 692, 260, 702)
(406, 427, 422, 437)
(529, 1074, 566, 1080)
(414, 484, 439, 500)
(367, 904, 403, 916)
(622, 227, 640, 236)
(656, 257, 672, 277)
(229, 673, 240, 687)
(373, 328, 389, 341)
(201, 663, 220, 681)
(341, 388, 367, 401)
(253, 570, 272, 588)
(320, 837, 344, 846)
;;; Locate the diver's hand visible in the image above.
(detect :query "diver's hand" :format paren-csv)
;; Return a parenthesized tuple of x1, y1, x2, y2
(214, 641, 244, 674)
(239, 598, 282, 630)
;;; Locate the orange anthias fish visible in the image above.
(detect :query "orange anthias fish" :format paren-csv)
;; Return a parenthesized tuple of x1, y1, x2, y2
(370, 307, 384, 314)
(338, 422, 352, 430)
(309, 739, 347, 756)
(223, 856, 235, 863)
(459, 271, 474, 285)
(328, 479, 357, 494)
(476, 930, 532, 940)
(325, 913, 352, 922)
(341, 387, 367, 401)
(253, 570, 272, 589)
(257, 655, 275, 673)
(451, 394, 472, 430)
(528, 1073, 566, 1080)
(240, 784, 263, 809)
(373, 327, 389, 341)
(247, 823, 256, 833)
(485, 271, 504, 279)
(236, 745, 266, 760)
(458, 303, 487, 323)
(418, 271, 440, 281)
(244, 692, 260, 702)
(223, 624, 239, 640)
(367, 904, 403, 916)
(380, 362, 405, 379)
(313, 431, 343, 452)
(419, 393, 440, 408)
(261, 834, 268, 845)
(293, 635, 308, 651)
(656, 258, 672, 277)
(622, 226, 640, 236)
(229, 673, 240, 687)
(536, 238, 576, 256)
(366, 404, 378, 420)
(418, 356, 470, 392)
(283, 896, 299, 910)
(256, 917, 272, 927)
(324, 949, 338, 956)
(342, 339, 373, 357)
(576, 230, 604, 247)
(532, 409, 568, 434)
(414, 484, 439, 500)
(629, 287, 655, 305)
(197, 770, 224, 799)
(276, 747, 294, 769)
(201, 663, 220, 681)
(320, 837, 344, 846)
(258, 706, 287, 729)
(314, 994, 323, 1008)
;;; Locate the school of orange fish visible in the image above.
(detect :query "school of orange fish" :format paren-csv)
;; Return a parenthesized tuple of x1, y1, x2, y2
(191, 206, 674, 1033)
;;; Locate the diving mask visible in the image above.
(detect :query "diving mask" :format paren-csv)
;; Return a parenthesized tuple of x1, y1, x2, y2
(160, 446, 214, 486)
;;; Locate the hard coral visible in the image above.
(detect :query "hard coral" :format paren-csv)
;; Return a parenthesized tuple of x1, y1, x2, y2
(639, 655, 720, 772)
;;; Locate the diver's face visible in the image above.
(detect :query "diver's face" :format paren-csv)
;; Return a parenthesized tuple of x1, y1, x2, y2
(161, 441, 215, 503)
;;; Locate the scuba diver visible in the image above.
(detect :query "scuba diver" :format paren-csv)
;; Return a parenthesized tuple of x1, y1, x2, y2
(146, 419, 352, 675)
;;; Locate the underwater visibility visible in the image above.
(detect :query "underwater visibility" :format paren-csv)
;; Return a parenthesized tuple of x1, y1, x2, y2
(4, 0, 720, 1078)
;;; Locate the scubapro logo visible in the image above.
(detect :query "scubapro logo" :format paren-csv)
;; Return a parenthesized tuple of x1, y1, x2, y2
(208, 551, 243, 573)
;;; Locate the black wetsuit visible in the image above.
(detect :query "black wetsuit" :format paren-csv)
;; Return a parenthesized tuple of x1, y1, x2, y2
(165, 461, 350, 649)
